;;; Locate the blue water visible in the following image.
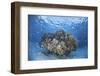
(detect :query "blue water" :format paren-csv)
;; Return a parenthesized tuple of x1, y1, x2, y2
(28, 15, 88, 61)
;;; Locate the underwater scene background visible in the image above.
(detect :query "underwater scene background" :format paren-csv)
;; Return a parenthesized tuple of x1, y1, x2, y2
(28, 15, 88, 61)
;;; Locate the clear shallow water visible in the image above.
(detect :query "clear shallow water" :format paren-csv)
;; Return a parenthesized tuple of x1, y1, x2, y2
(28, 15, 88, 61)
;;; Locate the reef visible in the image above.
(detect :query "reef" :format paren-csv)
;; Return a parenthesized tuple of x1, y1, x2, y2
(40, 29, 77, 56)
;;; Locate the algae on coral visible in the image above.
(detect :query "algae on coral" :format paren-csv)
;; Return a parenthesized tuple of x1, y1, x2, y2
(40, 29, 77, 57)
